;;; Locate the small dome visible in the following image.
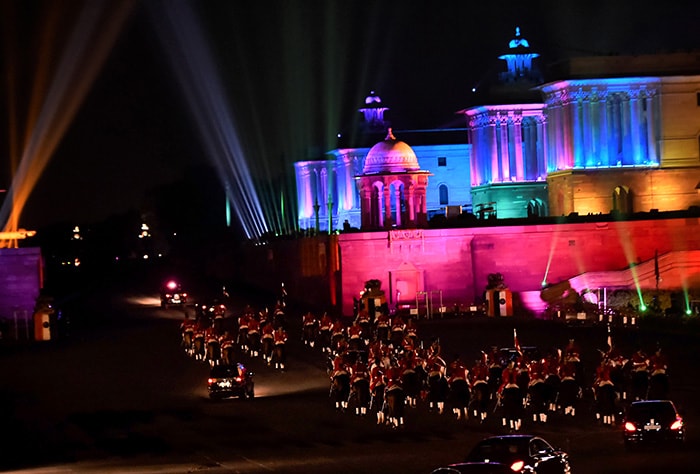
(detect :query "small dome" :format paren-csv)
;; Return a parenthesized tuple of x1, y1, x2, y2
(362, 129, 420, 174)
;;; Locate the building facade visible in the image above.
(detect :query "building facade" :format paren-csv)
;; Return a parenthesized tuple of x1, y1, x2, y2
(295, 29, 700, 229)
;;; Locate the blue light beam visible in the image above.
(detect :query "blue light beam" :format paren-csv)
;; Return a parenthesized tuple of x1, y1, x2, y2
(148, 0, 269, 240)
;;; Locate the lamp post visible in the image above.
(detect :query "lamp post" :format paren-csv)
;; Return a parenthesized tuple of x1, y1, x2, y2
(327, 194, 334, 234)
(313, 198, 321, 235)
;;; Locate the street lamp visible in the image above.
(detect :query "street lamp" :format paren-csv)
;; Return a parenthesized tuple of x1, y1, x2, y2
(327, 194, 333, 234)
(314, 198, 321, 234)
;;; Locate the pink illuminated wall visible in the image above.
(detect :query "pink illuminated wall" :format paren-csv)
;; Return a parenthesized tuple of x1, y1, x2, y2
(337, 217, 700, 316)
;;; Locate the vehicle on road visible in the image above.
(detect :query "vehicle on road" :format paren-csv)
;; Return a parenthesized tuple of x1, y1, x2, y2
(432, 434, 570, 473)
(207, 363, 254, 400)
(160, 280, 188, 309)
(623, 399, 685, 449)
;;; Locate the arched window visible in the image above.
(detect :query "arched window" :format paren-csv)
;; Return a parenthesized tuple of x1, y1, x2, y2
(612, 186, 632, 214)
(527, 198, 546, 217)
(439, 184, 449, 206)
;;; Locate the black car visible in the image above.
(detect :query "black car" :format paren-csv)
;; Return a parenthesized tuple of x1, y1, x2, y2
(161, 280, 188, 308)
(433, 434, 570, 474)
(623, 399, 685, 449)
(207, 363, 254, 400)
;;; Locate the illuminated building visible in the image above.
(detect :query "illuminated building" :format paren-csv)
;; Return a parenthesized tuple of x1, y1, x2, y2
(295, 28, 700, 229)
(295, 92, 471, 232)
(279, 29, 700, 316)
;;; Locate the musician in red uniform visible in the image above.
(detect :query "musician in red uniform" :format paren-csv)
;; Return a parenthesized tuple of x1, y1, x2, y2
(273, 326, 288, 370)
(302, 311, 318, 348)
(448, 356, 470, 419)
(369, 359, 387, 424)
(246, 315, 261, 357)
(347, 320, 364, 351)
(349, 358, 370, 415)
(498, 360, 519, 396)
(318, 312, 333, 353)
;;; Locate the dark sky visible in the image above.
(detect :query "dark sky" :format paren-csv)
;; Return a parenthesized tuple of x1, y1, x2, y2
(2, 0, 699, 231)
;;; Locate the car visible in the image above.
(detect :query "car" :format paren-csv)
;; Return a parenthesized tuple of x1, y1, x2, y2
(161, 280, 188, 308)
(623, 399, 685, 449)
(432, 434, 570, 474)
(207, 363, 254, 400)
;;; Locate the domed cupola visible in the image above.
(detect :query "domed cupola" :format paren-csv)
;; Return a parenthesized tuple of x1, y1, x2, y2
(362, 128, 420, 174)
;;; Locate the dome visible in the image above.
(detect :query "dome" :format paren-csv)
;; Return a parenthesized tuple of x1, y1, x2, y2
(362, 129, 420, 174)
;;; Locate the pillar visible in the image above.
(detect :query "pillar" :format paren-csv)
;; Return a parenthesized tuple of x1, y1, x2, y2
(513, 115, 524, 180)
(646, 94, 657, 164)
(490, 121, 499, 182)
(500, 116, 510, 181)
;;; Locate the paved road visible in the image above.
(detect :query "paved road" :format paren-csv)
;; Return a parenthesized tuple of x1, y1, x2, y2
(1, 286, 699, 473)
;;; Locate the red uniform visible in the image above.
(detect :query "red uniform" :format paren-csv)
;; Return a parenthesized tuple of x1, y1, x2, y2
(303, 312, 317, 327)
(448, 359, 469, 384)
(247, 317, 260, 335)
(332, 354, 348, 376)
(528, 359, 545, 386)
(219, 332, 235, 349)
(319, 313, 333, 332)
(564, 339, 581, 362)
(595, 361, 614, 387)
(331, 320, 345, 338)
(261, 321, 274, 340)
(385, 365, 403, 390)
(348, 322, 363, 341)
(560, 360, 577, 381)
(370, 363, 386, 392)
(375, 313, 390, 330)
(470, 361, 489, 386)
(649, 351, 668, 375)
(350, 361, 369, 385)
(427, 355, 447, 378)
(631, 350, 649, 373)
(273, 328, 288, 346)
(180, 317, 195, 332)
(499, 364, 519, 394)
(355, 310, 371, 326)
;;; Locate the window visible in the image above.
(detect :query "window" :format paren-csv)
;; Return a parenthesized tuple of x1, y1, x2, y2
(439, 185, 449, 205)
(437, 157, 447, 167)
(613, 186, 633, 214)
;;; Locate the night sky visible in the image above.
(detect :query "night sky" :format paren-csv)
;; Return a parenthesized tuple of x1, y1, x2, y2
(2, 0, 699, 232)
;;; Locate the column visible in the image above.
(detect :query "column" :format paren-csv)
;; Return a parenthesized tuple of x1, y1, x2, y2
(629, 92, 641, 164)
(513, 115, 524, 180)
(562, 102, 573, 169)
(469, 127, 480, 186)
(599, 94, 609, 166)
(383, 184, 391, 227)
(583, 98, 593, 166)
(490, 121, 499, 182)
(572, 97, 582, 167)
(500, 116, 510, 181)
(621, 95, 631, 165)
(536, 115, 546, 177)
(394, 186, 402, 227)
(646, 94, 658, 164)
(360, 184, 372, 229)
(407, 187, 415, 224)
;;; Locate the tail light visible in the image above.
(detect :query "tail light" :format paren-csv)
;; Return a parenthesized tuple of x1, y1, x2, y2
(624, 421, 637, 431)
(208, 378, 217, 385)
(670, 418, 683, 430)
(510, 460, 525, 471)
